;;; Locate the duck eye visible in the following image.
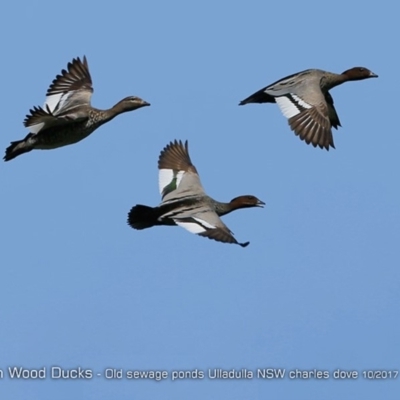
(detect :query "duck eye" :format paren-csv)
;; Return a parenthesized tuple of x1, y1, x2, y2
(359, 68, 365, 72)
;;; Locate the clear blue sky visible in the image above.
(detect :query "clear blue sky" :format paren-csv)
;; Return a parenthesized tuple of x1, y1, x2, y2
(1, 1, 398, 399)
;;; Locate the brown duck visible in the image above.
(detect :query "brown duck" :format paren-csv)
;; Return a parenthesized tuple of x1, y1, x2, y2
(240, 67, 378, 150)
(4, 56, 150, 161)
(128, 140, 265, 247)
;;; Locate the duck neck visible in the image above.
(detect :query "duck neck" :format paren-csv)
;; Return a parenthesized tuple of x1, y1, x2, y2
(101, 103, 128, 123)
(322, 72, 349, 90)
(214, 201, 234, 216)
(215, 198, 247, 216)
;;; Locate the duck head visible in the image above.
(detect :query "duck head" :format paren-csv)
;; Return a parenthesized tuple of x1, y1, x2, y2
(117, 96, 151, 112)
(341, 67, 378, 81)
(230, 195, 265, 210)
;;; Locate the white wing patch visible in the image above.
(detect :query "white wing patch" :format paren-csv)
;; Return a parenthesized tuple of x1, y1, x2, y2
(29, 122, 45, 134)
(193, 217, 215, 229)
(158, 169, 184, 196)
(275, 94, 312, 119)
(292, 94, 312, 109)
(159, 169, 173, 195)
(175, 220, 206, 234)
(44, 92, 71, 113)
(175, 217, 216, 235)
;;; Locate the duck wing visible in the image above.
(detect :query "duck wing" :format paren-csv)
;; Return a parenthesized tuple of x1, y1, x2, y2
(158, 140, 206, 203)
(44, 56, 93, 117)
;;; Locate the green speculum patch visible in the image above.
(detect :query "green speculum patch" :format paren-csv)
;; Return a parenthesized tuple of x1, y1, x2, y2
(162, 172, 179, 198)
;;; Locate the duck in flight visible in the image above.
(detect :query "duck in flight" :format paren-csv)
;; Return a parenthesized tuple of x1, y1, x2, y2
(240, 67, 378, 150)
(4, 56, 150, 161)
(128, 140, 265, 247)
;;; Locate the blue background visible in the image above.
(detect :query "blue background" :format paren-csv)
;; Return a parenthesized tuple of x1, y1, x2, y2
(1, 1, 398, 399)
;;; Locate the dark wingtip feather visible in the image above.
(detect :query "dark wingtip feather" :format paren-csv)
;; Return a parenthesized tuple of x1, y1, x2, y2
(46, 56, 93, 97)
(239, 241, 250, 248)
(3, 140, 31, 162)
(82, 55, 88, 68)
(158, 139, 196, 172)
(239, 89, 275, 105)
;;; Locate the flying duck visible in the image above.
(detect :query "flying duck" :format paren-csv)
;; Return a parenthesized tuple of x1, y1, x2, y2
(4, 56, 150, 161)
(128, 140, 265, 247)
(239, 67, 378, 150)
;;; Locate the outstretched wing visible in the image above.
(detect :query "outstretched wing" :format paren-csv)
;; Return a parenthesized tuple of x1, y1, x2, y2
(174, 209, 249, 247)
(274, 94, 334, 149)
(158, 140, 206, 203)
(44, 56, 93, 116)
